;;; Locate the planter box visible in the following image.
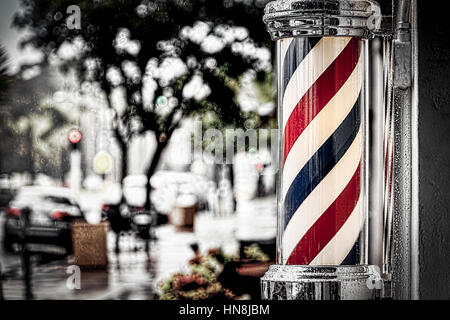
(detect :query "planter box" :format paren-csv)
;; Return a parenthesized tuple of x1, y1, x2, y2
(170, 194, 197, 231)
(71, 221, 109, 269)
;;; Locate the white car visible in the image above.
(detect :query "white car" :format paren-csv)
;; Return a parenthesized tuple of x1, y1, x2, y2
(3, 186, 84, 253)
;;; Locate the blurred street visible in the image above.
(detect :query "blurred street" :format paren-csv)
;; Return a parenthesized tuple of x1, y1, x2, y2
(0, 195, 276, 300)
(0, 221, 191, 299)
(0, 0, 277, 301)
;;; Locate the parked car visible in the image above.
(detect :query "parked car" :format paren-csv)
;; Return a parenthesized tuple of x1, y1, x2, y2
(2, 186, 84, 253)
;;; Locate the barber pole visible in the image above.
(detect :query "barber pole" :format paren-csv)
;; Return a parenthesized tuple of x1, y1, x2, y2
(261, 0, 385, 300)
(280, 37, 364, 265)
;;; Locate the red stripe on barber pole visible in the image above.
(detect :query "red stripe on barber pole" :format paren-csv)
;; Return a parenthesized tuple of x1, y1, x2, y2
(283, 37, 360, 164)
(281, 36, 363, 266)
(287, 165, 361, 265)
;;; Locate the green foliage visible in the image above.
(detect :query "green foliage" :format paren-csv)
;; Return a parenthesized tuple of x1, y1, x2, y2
(0, 49, 72, 175)
(156, 245, 271, 300)
(254, 71, 275, 104)
(157, 248, 237, 300)
(243, 245, 270, 263)
(13, 0, 273, 141)
(11, 0, 275, 199)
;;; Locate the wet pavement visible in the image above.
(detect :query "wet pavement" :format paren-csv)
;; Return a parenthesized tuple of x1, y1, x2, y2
(0, 223, 196, 300)
(0, 197, 276, 300)
(0, 219, 230, 300)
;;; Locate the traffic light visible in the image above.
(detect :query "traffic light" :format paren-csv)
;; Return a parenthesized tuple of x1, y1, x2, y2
(68, 129, 82, 150)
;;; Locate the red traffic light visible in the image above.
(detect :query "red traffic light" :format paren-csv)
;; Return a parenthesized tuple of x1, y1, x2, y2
(68, 129, 82, 144)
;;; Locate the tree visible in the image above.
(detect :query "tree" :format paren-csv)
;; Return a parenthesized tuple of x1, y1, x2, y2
(13, 0, 273, 209)
(0, 44, 12, 172)
(0, 61, 72, 178)
(1, 42, 74, 177)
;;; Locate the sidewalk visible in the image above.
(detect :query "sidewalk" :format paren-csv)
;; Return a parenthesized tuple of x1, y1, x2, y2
(1, 200, 276, 300)
(1, 245, 154, 299)
(1, 225, 197, 300)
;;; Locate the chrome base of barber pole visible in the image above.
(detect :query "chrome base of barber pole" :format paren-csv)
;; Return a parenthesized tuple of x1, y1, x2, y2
(261, 265, 389, 300)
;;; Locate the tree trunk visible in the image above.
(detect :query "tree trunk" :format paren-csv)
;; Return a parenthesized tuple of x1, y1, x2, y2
(226, 163, 236, 211)
(119, 143, 128, 204)
(27, 126, 35, 183)
(144, 142, 166, 210)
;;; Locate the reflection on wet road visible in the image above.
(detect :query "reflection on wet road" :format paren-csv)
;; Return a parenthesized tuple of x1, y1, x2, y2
(0, 218, 196, 300)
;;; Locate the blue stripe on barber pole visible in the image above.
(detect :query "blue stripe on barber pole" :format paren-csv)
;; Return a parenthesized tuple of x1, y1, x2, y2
(283, 98, 361, 228)
(281, 37, 320, 98)
(280, 36, 363, 265)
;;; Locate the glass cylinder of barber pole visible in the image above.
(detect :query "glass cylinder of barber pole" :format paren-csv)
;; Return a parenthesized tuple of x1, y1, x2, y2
(261, 0, 385, 300)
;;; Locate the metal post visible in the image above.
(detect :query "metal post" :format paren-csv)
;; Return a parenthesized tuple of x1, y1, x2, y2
(389, 0, 418, 300)
(20, 207, 34, 300)
(410, 0, 419, 300)
(69, 149, 82, 195)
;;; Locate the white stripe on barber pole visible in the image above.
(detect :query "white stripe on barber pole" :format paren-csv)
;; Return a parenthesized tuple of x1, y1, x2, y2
(282, 56, 362, 198)
(282, 37, 351, 131)
(282, 130, 362, 263)
(310, 197, 363, 265)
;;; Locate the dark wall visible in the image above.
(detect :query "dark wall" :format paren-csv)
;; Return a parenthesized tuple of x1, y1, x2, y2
(418, 2, 450, 299)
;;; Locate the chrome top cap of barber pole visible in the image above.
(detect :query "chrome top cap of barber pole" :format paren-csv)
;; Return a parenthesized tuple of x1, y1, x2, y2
(263, 0, 381, 40)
